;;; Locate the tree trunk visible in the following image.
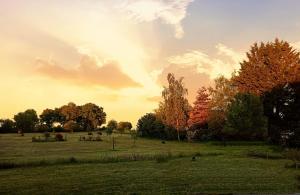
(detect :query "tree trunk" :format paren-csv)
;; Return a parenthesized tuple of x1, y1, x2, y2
(177, 119, 180, 141)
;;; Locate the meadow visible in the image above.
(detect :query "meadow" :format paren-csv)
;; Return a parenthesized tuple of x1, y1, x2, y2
(0, 132, 299, 194)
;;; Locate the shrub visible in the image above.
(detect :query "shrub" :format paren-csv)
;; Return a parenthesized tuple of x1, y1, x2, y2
(55, 133, 64, 141)
(137, 113, 181, 140)
(52, 126, 65, 132)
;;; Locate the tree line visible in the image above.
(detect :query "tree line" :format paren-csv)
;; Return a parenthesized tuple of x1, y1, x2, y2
(137, 39, 300, 147)
(0, 102, 134, 134)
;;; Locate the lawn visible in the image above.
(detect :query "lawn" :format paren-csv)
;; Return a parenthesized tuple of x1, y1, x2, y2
(0, 133, 299, 194)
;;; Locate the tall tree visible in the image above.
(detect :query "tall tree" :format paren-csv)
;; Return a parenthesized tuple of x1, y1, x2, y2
(233, 39, 300, 95)
(263, 82, 300, 145)
(188, 87, 210, 127)
(207, 76, 237, 138)
(156, 73, 190, 141)
(14, 109, 39, 133)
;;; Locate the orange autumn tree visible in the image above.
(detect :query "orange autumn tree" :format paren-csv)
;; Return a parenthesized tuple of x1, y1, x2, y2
(188, 87, 210, 128)
(156, 73, 190, 141)
(233, 39, 300, 95)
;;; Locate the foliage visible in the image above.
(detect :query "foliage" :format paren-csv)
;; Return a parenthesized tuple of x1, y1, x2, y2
(0, 119, 15, 133)
(233, 39, 300, 95)
(63, 120, 81, 132)
(35, 124, 50, 133)
(207, 76, 237, 139)
(78, 103, 106, 131)
(156, 73, 190, 141)
(263, 82, 300, 146)
(224, 93, 268, 140)
(107, 120, 118, 130)
(117, 121, 132, 132)
(40, 108, 64, 128)
(59, 102, 106, 131)
(59, 102, 80, 123)
(13, 109, 39, 133)
(137, 113, 180, 140)
(188, 87, 210, 127)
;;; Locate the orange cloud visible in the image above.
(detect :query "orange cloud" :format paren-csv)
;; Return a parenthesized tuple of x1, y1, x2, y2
(36, 55, 142, 89)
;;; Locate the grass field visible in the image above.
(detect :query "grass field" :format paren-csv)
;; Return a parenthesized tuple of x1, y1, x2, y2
(0, 132, 299, 194)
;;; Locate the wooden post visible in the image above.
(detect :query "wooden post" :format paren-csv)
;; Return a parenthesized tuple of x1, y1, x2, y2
(112, 137, 115, 150)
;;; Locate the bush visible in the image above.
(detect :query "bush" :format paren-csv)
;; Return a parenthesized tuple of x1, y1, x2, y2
(52, 126, 65, 132)
(137, 113, 179, 140)
(55, 133, 64, 141)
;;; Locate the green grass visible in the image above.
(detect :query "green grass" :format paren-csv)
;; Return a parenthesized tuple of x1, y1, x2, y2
(0, 133, 299, 194)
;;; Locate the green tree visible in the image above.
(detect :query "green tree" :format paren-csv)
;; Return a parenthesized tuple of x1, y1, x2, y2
(224, 93, 267, 140)
(40, 108, 64, 128)
(207, 76, 237, 139)
(14, 109, 39, 133)
(0, 119, 16, 133)
(137, 113, 166, 139)
(156, 73, 190, 141)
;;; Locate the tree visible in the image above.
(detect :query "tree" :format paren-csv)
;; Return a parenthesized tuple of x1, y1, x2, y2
(14, 109, 39, 133)
(79, 103, 106, 131)
(233, 39, 300, 95)
(40, 108, 63, 128)
(188, 87, 210, 127)
(224, 93, 267, 140)
(137, 113, 166, 139)
(0, 119, 15, 133)
(263, 82, 300, 146)
(107, 120, 118, 131)
(207, 76, 237, 139)
(117, 121, 132, 132)
(59, 102, 80, 124)
(63, 120, 81, 132)
(156, 73, 190, 141)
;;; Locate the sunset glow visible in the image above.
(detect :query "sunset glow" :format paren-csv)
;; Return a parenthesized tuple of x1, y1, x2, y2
(1, 0, 300, 125)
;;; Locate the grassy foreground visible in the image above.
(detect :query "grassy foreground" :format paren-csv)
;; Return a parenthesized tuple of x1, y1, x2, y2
(0, 133, 299, 194)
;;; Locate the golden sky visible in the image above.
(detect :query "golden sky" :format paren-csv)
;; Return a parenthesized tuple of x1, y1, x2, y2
(1, 0, 300, 125)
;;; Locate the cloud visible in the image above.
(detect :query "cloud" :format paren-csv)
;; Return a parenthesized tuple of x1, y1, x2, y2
(120, 0, 194, 38)
(291, 41, 300, 51)
(167, 44, 245, 79)
(36, 55, 142, 89)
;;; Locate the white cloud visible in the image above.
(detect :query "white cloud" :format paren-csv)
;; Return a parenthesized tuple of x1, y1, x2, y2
(167, 44, 245, 79)
(291, 41, 300, 51)
(120, 0, 194, 39)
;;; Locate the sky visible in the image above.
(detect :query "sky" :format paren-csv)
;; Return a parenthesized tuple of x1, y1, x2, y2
(1, 0, 300, 125)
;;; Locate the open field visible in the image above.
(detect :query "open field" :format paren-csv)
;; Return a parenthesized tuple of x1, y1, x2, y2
(0, 133, 299, 194)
